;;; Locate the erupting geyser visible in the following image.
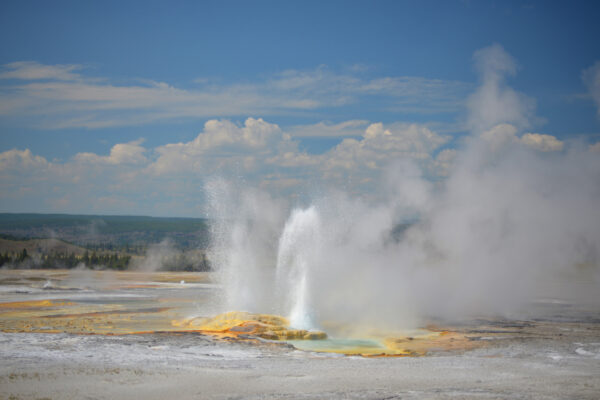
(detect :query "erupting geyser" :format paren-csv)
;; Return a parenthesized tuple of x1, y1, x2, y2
(204, 45, 600, 348)
(205, 137, 600, 342)
(275, 206, 321, 330)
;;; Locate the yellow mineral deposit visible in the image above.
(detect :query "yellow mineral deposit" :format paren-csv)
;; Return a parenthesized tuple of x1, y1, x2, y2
(0, 299, 74, 310)
(284, 326, 483, 357)
(171, 311, 484, 356)
(382, 330, 483, 355)
(172, 311, 328, 340)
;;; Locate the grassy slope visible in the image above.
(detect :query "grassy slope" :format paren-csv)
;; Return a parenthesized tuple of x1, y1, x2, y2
(0, 237, 88, 256)
(0, 213, 208, 233)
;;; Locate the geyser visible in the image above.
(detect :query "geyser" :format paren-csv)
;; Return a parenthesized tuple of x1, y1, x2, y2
(275, 206, 321, 330)
(206, 143, 600, 333)
(205, 45, 600, 336)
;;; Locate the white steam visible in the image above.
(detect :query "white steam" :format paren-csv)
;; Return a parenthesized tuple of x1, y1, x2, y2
(467, 43, 537, 133)
(206, 179, 288, 313)
(275, 206, 322, 329)
(133, 239, 177, 272)
(206, 45, 600, 332)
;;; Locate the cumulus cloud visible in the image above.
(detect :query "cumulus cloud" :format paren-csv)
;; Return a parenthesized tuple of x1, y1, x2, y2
(150, 118, 296, 176)
(520, 133, 564, 152)
(478, 123, 564, 156)
(74, 139, 148, 165)
(321, 123, 450, 190)
(582, 61, 600, 115)
(267, 151, 319, 169)
(148, 118, 447, 199)
(479, 123, 519, 150)
(478, 123, 564, 153)
(330, 123, 448, 162)
(0, 148, 48, 172)
(0, 149, 57, 210)
(0, 116, 457, 215)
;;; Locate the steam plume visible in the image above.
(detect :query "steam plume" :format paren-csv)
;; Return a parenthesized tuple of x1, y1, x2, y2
(206, 45, 600, 333)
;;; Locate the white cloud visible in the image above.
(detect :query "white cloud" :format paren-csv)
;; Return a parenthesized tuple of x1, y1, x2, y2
(267, 151, 319, 168)
(0, 118, 457, 215)
(360, 76, 470, 113)
(75, 139, 148, 165)
(0, 149, 56, 209)
(0, 148, 49, 172)
(321, 122, 450, 188)
(582, 61, 600, 116)
(480, 124, 564, 153)
(0, 61, 83, 81)
(269, 67, 471, 113)
(287, 120, 369, 138)
(432, 149, 458, 177)
(150, 118, 296, 175)
(520, 133, 564, 152)
(0, 119, 588, 218)
(480, 123, 519, 150)
(0, 62, 470, 129)
(590, 142, 600, 153)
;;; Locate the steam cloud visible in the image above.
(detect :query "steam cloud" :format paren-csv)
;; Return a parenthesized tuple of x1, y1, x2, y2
(133, 239, 177, 272)
(207, 45, 600, 333)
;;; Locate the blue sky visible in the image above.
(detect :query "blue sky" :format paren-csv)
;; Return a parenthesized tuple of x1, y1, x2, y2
(1, 0, 600, 216)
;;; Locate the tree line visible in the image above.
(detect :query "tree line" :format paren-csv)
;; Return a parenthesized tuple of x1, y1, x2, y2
(0, 249, 211, 271)
(0, 249, 131, 270)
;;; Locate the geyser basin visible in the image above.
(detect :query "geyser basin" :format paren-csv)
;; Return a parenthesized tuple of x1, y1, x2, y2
(172, 311, 484, 356)
(3, 269, 600, 400)
(0, 269, 490, 357)
(288, 330, 480, 357)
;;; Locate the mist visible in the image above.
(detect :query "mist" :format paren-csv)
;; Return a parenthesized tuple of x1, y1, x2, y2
(206, 45, 600, 334)
(132, 239, 178, 272)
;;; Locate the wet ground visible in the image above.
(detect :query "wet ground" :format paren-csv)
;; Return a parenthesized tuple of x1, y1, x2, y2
(1, 269, 599, 399)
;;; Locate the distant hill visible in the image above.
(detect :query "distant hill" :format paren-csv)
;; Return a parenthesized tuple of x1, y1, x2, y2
(0, 213, 208, 233)
(0, 213, 210, 251)
(0, 237, 87, 256)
